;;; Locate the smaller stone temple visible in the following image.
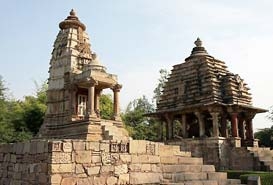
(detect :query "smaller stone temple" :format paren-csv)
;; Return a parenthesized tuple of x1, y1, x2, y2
(38, 10, 127, 141)
(149, 38, 266, 147)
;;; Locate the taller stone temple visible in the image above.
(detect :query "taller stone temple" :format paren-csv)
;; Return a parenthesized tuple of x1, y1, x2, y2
(38, 10, 128, 141)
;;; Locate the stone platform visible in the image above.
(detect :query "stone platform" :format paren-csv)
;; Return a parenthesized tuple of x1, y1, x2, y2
(0, 139, 244, 185)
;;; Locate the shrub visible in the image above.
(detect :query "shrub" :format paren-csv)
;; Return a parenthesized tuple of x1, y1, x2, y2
(240, 173, 273, 185)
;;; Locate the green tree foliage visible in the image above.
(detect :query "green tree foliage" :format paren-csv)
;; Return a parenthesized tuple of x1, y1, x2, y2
(0, 77, 47, 143)
(100, 94, 113, 119)
(254, 125, 273, 148)
(153, 69, 169, 104)
(122, 95, 159, 140)
(254, 107, 273, 148)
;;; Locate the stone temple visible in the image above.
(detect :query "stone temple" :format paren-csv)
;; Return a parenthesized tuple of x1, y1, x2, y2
(0, 9, 272, 185)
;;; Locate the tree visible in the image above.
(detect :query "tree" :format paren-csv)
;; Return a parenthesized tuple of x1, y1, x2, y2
(100, 94, 113, 119)
(153, 69, 169, 104)
(254, 126, 273, 148)
(122, 95, 158, 140)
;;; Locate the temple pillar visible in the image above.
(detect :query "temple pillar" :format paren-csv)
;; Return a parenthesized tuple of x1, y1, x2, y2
(181, 114, 187, 138)
(158, 121, 163, 141)
(246, 118, 254, 140)
(164, 114, 173, 140)
(112, 84, 122, 121)
(220, 115, 228, 137)
(71, 88, 77, 116)
(88, 84, 96, 118)
(238, 118, 246, 140)
(210, 112, 220, 137)
(231, 113, 239, 137)
(94, 89, 102, 117)
(195, 111, 205, 137)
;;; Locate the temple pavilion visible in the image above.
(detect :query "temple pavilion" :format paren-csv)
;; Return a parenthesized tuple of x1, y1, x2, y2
(149, 38, 266, 147)
(38, 10, 127, 140)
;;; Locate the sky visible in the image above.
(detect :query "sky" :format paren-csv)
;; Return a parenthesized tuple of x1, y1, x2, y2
(0, 0, 273, 131)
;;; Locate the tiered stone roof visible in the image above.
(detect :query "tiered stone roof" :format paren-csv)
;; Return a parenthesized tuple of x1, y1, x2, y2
(157, 38, 253, 112)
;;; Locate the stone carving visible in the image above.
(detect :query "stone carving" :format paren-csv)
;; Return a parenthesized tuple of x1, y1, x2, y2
(146, 143, 156, 155)
(51, 142, 62, 152)
(51, 153, 71, 164)
(110, 142, 129, 153)
(101, 152, 111, 165)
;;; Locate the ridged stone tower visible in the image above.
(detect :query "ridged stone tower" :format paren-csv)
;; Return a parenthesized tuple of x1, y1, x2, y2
(149, 38, 266, 146)
(38, 10, 128, 141)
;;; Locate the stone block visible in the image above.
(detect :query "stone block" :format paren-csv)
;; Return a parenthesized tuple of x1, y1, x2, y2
(201, 165, 215, 172)
(73, 141, 85, 151)
(151, 164, 161, 172)
(120, 154, 131, 163)
(160, 156, 178, 164)
(23, 142, 30, 154)
(75, 151, 91, 163)
(77, 177, 94, 185)
(51, 152, 71, 163)
(107, 176, 118, 185)
(50, 164, 74, 173)
(114, 164, 128, 175)
(75, 164, 85, 174)
(130, 172, 161, 184)
(62, 142, 73, 152)
(207, 172, 227, 180)
(183, 172, 207, 180)
(118, 173, 130, 185)
(15, 142, 24, 154)
(141, 164, 151, 172)
(100, 142, 110, 152)
(91, 155, 101, 163)
(87, 166, 100, 175)
(93, 176, 107, 185)
(61, 177, 77, 185)
(10, 154, 16, 163)
(129, 140, 147, 154)
(100, 165, 114, 174)
(37, 141, 46, 153)
(50, 141, 62, 152)
(86, 142, 100, 151)
(129, 164, 141, 172)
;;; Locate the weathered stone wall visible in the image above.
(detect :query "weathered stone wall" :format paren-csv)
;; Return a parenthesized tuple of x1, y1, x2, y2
(0, 139, 166, 185)
(0, 140, 50, 185)
(49, 139, 163, 185)
(168, 138, 259, 171)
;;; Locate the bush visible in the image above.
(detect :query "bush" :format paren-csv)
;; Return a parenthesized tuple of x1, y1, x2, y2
(225, 170, 263, 179)
(240, 173, 273, 185)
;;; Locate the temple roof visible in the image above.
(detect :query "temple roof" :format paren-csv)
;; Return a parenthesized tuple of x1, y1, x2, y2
(186, 38, 211, 60)
(59, 9, 86, 31)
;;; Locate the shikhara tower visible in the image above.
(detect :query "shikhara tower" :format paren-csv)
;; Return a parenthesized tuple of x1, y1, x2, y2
(38, 10, 128, 140)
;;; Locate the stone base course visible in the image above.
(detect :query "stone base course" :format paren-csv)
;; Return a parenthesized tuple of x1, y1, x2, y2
(0, 139, 244, 185)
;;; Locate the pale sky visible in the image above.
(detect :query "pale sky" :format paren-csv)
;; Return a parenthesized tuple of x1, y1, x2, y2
(0, 1, 273, 131)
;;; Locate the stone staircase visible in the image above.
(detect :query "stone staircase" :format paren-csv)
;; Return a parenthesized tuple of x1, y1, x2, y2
(158, 144, 244, 185)
(101, 119, 130, 141)
(247, 147, 273, 171)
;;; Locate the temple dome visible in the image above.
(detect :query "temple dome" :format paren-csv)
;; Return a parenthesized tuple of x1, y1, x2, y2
(59, 9, 86, 31)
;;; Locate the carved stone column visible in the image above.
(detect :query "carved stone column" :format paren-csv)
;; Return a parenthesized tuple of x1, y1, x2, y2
(94, 89, 102, 117)
(195, 111, 205, 137)
(112, 84, 122, 121)
(231, 113, 239, 137)
(210, 112, 220, 137)
(88, 84, 96, 118)
(246, 118, 254, 140)
(220, 115, 228, 137)
(164, 114, 173, 140)
(238, 118, 246, 140)
(181, 114, 187, 138)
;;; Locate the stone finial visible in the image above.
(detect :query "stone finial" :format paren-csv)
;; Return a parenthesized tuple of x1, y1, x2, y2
(194, 38, 202, 47)
(70, 9, 76, 16)
(187, 38, 209, 58)
(59, 9, 86, 31)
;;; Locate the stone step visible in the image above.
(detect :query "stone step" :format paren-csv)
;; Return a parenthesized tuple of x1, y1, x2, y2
(160, 156, 203, 165)
(162, 164, 215, 173)
(161, 180, 218, 185)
